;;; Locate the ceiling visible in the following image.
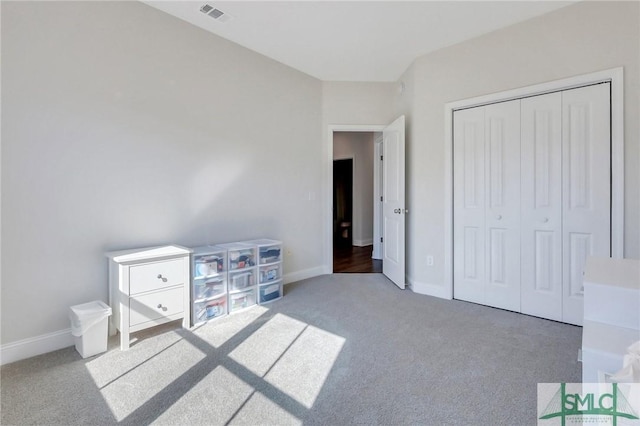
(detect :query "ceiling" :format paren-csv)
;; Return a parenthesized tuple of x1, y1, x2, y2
(143, 1, 576, 82)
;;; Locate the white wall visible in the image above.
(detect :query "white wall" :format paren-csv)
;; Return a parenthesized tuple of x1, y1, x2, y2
(333, 132, 375, 246)
(395, 1, 640, 295)
(1, 1, 323, 346)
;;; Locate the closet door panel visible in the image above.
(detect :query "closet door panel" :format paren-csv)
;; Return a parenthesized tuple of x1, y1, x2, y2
(520, 92, 563, 321)
(562, 83, 611, 325)
(484, 100, 521, 312)
(453, 107, 485, 305)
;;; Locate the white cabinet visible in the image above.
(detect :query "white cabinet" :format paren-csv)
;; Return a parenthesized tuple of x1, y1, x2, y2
(453, 83, 611, 324)
(191, 246, 227, 325)
(106, 245, 192, 350)
(581, 257, 640, 382)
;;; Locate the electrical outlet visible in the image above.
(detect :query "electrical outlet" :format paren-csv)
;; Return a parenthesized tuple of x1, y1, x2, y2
(427, 255, 434, 266)
(286, 249, 292, 257)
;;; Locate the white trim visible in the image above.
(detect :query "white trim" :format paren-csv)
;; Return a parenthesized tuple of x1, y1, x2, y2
(372, 134, 384, 260)
(407, 276, 450, 299)
(283, 266, 326, 285)
(0, 328, 74, 366)
(326, 124, 387, 273)
(444, 67, 625, 301)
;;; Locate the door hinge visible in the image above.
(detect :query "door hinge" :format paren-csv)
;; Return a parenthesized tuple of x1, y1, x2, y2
(380, 237, 383, 243)
(380, 155, 383, 161)
(380, 196, 383, 202)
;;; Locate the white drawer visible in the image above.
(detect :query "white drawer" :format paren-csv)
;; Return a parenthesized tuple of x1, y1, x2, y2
(129, 258, 185, 294)
(129, 287, 184, 327)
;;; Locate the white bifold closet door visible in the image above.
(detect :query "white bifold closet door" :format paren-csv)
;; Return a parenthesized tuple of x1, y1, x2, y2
(453, 100, 521, 312)
(520, 92, 563, 321)
(454, 83, 611, 325)
(561, 84, 611, 325)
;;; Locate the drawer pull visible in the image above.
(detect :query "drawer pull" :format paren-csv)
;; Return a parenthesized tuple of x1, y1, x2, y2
(157, 274, 168, 283)
(157, 303, 168, 312)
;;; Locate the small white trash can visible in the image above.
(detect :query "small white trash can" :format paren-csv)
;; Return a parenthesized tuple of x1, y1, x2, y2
(69, 301, 112, 358)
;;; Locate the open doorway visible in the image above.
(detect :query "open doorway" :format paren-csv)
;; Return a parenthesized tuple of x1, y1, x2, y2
(332, 132, 382, 273)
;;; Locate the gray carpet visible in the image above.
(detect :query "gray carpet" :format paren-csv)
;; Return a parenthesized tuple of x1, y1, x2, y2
(1, 274, 581, 425)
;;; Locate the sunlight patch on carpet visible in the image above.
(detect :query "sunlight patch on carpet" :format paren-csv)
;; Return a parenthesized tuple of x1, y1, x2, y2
(229, 391, 302, 425)
(153, 366, 255, 425)
(228, 313, 307, 377)
(264, 325, 345, 409)
(193, 305, 269, 349)
(95, 336, 205, 421)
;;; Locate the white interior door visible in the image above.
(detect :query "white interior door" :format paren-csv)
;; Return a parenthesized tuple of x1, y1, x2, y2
(520, 92, 563, 321)
(483, 100, 521, 312)
(562, 83, 611, 325)
(382, 116, 406, 289)
(453, 107, 486, 304)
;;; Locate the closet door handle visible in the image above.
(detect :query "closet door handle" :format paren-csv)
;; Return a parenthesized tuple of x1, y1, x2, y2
(496, 215, 502, 220)
(542, 217, 549, 223)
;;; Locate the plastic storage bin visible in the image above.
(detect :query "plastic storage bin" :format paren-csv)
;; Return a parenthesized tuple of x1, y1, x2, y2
(229, 269, 256, 291)
(229, 289, 256, 312)
(259, 281, 283, 304)
(194, 296, 227, 322)
(217, 242, 256, 271)
(259, 264, 282, 284)
(241, 239, 281, 264)
(69, 301, 112, 358)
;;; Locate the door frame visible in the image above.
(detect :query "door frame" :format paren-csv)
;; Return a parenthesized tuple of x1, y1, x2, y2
(326, 125, 386, 273)
(444, 67, 625, 299)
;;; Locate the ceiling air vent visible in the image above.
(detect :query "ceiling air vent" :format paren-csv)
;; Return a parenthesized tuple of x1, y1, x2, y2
(199, 4, 233, 23)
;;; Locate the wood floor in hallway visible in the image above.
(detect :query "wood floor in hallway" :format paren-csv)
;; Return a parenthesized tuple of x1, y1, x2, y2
(333, 245, 382, 273)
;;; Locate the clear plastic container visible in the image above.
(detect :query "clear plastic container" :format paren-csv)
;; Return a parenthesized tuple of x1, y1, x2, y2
(218, 243, 256, 271)
(229, 289, 256, 312)
(229, 269, 256, 292)
(193, 247, 226, 279)
(259, 282, 282, 304)
(241, 239, 282, 264)
(194, 296, 227, 323)
(259, 264, 282, 284)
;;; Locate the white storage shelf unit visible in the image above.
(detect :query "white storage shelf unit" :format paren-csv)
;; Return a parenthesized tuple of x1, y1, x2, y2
(190, 239, 283, 324)
(192, 246, 227, 325)
(581, 257, 640, 383)
(244, 239, 283, 304)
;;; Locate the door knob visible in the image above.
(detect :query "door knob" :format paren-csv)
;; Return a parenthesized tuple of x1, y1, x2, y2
(542, 217, 549, 223)
(496, 215, 502, 220)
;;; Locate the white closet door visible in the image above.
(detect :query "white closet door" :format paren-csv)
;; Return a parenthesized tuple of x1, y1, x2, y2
(562, 83, 611, 326)
(453, 107, 486, 305)
(520, 92, 563, 321)
(484, 100, 521, 311)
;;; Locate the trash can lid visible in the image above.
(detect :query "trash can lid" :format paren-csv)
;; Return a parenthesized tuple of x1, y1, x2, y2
(69, 300, 112, 321)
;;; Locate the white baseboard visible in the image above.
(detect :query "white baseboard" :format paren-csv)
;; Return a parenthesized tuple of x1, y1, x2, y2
(283, 266, 326, 285)
(353, 239, 373, 247)
(407, 276, 452, 300)
(1, 328, 74, 366)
